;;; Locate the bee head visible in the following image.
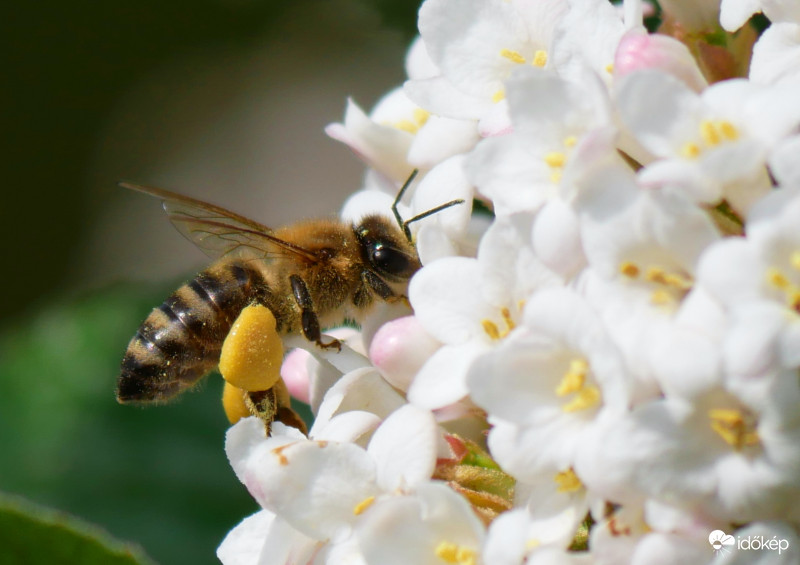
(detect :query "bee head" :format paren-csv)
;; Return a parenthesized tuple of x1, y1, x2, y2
(355, 216, 420, 280)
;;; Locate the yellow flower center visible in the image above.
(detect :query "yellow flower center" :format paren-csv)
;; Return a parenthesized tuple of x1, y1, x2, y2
(680, 119, 740, 159)
(554, 468, 583, 493)
(435, 541, 477, 565)
(482, 307, 516, 341)
(555, 359, 601, 413)
(766, 263, 800, 312)
(618, 260, 693, 306)
(709, 408, 759, 450)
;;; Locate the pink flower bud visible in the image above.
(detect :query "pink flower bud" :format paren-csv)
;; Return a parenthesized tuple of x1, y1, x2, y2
(369, 315, 441, 391)
(280, 348, 312, 404)
(615, 30, 708, 92)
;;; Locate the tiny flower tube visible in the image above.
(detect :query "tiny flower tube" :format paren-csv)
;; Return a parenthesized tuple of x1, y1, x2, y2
(614, 30, 708, 92)
(219, 304, 284, 392)
(369, 315, 442, 391)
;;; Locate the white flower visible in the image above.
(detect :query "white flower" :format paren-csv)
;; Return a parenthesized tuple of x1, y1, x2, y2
(617, 70, 800, 214)
(407, 0, 568, 135)
(357, 482, 486, 565)
(467, 67, 614, 216)
(721, 0, 800, 32)
(408, 213, 562, 409)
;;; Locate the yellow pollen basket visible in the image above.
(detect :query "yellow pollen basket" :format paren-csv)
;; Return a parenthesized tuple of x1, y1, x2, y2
(709, 408, 759, 450)
(435, 541, 477, 565)
(554, 468, 583, 493)
(219, 304, 284, 392)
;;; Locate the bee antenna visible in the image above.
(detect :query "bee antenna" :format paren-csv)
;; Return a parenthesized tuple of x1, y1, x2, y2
(392, 169, 466, 243)
(392, 169, 418, 242)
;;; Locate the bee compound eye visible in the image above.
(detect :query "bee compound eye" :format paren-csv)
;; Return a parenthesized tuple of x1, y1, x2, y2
(370, 243, 412, 276)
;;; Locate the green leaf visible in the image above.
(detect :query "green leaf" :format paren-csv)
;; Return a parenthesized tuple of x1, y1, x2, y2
(0, 492, 154, 565)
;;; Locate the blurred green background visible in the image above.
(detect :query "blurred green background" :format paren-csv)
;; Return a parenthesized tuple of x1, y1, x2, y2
(1, 1, 419, 563)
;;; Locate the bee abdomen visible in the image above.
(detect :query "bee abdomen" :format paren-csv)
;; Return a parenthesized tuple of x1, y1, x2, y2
(117, 261, 266, 403)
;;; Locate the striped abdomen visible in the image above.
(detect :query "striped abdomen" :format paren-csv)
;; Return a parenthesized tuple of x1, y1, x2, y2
(117, 260, 267, 403)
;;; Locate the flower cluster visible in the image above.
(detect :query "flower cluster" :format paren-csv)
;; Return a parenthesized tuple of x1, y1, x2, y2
(219, 0, 800, 563)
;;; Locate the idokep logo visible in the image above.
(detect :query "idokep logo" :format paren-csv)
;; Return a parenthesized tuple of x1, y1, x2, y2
(709, 530, 735, 555)
(708, 529, 791, 556)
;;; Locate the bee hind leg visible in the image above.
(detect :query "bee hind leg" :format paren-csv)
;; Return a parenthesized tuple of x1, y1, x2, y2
(289, 274, 342, 352)
(362, 270, 408, 306)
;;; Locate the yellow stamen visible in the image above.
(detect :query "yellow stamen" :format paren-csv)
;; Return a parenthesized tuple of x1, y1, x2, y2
(619, 261, 640, 278)
(435, 541, 476, 565)
(709, 408, 759, 450)
(700, 120, 721, 147)
(500, 48, 526, 64)
(719, 120, 739, 140)
(663, 272, 693, 290)
(767, 268, 790, 289)
(791, 251, 800, 271)
(544, 151, 566, 168)
(605, 63, 614, 74)
(562, 386, 601, 412)
(501, 307, 516, 332)
(353, 495, 376, 515)
(556, 359, 588, 396)
(645, 267, 668, 285)
(532, 50, 548, 68)
(563, 135, 577, 148)
(492, 90, 505, 103)
(392, 119, 419, 134)
(413, 108, 431, 127)
(681, 142, 701, 159)
(650, 289, 672, 305)
(554, 468, 583, 493)
(482, 319, 501, 340)
(525, 538, 540, 550)
(550, 171, 562, 183)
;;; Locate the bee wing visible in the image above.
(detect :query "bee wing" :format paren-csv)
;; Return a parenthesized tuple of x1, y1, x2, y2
(119, 182, 318, 262)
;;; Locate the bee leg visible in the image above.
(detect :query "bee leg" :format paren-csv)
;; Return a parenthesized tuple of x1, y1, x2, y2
(244, 388, 278, 435)
(289, 274, 342, 351)
(362, 270, 406, 304)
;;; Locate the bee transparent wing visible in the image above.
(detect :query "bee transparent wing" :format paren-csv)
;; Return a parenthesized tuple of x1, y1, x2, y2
(119, 182, 318, 262)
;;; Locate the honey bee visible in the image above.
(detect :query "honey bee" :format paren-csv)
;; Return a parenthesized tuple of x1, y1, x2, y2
(117, 172, 462, 431)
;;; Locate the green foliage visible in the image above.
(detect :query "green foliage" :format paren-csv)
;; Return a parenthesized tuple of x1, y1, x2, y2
(0, 492, 154, 565)
(0, 285, 259, 565)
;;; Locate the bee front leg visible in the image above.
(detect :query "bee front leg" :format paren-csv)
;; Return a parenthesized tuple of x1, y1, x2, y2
(289, 274, 342, 351)
(362, 270, 407, 305)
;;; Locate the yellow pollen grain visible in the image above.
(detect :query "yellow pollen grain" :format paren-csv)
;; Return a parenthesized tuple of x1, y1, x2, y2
(700, 120, 721, 146)
(544, 151, 566, 168)
(563, 135, 577, 148)
(709, 408, 759, 450)
(554, 468, 583, 493)
(500, 48, 526, 64)
(605, 63, 614, 74)
(719, 120, 739, 140)
(435, 542, 477, 565)
(767, 268, 790, 289)
(492, 89, 506, 103)
(482, 319, 501, 340)
(556, 359, 588, 396)
(562, 385, 601, 412)
(791, 251, 800, 271)
(532, 50, 548, 67)
(681, 142, 701, 159)
(501, 307, 516, 332)
(619, 261, 640, 278)
(353, 495, 376, 515)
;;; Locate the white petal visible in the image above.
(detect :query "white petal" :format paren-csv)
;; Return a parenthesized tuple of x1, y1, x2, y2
(367, 404, 438, 491)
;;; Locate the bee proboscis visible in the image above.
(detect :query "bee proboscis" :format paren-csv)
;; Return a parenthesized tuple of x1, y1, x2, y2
(116, 172, 463, 432)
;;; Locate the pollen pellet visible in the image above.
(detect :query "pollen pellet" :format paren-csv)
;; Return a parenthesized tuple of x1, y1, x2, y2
(222, 382, 251, 425)
(219, 304, 284, 392)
